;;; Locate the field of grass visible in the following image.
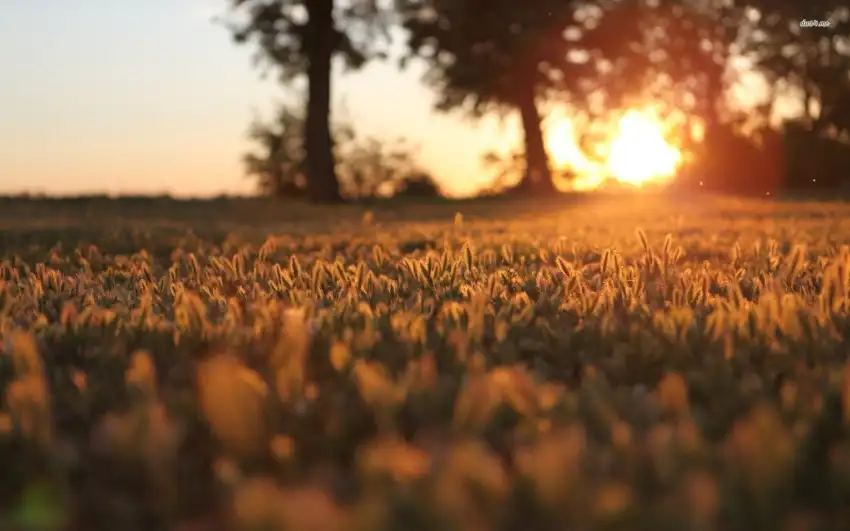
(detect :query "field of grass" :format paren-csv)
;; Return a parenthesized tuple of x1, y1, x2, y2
(2, 193, 850, 530)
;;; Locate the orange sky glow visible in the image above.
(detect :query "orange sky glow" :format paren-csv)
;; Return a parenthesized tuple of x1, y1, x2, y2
(1, 2, 797, 199)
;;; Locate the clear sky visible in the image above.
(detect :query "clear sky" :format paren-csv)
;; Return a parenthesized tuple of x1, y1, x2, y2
(1, 0, 530, 198)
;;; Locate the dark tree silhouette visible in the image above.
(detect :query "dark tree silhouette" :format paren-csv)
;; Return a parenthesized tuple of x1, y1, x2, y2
(746, 3, 850, 136)
(583, 0, 745, 137)
(223, 0, 390, 203)
(396, 0, 594, 195)
(336, 134, 438, 199)
(584, 0, 850, 192)
(243, 106, 308, 198)
(743, 2, 850, 188)
(243, 100, 438, 199)
(580, 0, 797, 193)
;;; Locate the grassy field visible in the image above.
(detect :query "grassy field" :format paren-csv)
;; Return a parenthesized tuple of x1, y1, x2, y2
(2, 193, 850, 530)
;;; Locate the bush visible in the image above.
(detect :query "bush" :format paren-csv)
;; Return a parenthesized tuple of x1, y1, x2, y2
(244, 102, 439, 201)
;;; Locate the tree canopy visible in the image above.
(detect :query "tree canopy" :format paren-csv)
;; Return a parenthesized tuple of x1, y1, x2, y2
(396, 0, 596, 193)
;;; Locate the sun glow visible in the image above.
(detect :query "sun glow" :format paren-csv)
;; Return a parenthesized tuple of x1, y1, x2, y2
(606, 110, 681, 185)
(545, 107, 683, 191)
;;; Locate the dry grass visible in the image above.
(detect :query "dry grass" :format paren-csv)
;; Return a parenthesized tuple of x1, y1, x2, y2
(1, 193, 850, 530)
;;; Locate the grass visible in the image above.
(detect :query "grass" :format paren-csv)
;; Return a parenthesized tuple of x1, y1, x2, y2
(2, 192, 850, 530)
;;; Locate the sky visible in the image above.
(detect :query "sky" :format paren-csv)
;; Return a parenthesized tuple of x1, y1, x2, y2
(0, 1, 795, 198)
(1, 0, 533, 198)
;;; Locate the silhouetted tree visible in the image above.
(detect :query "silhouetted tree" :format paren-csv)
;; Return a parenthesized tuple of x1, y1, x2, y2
(223, 0, 391, 203)
(242, 106, 308, 198)
(584, 0, 745, 139)
(581, 0, 801, 193)
(587, 1, 850, 192)
(481, 149, 577, 195)
(746, 3, 850, 135)
(336, 133, 432, 199)
(244, 100, 436, 199)
(396, 0, 593, 195)
(743, 2, 850, 188)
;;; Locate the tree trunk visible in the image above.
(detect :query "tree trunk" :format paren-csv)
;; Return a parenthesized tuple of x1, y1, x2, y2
(515, 82, 555, 194)
(305, 0, 344, 203)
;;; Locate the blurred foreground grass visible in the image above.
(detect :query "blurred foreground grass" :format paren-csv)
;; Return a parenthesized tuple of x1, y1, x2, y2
(2, 193, 850, 530)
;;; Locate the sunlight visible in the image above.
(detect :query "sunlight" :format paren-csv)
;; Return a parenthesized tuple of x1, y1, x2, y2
(547, 121, 596, 173)
(545, 107, 683, 191)
(546, 119, 606, 191)
(606, 110, 681, 186)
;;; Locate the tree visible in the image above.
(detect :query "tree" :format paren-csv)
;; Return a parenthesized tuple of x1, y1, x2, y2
(223, 0, 391, 203)
(742, 2, 850, 188)
(586, 1, 850, 191)
(396, 0, 593, 194)
(336, 133, 438, 199)
(745, 3, 850, 137)
(242, 105, 308, 198)
(578, 0, 798, 193)
(243, 100, 438, 199)
(480, 149, 577, 195)
(582, 0, 746, 137)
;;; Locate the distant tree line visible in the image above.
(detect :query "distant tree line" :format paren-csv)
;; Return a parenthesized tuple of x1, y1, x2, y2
(222, 0, 850, 201)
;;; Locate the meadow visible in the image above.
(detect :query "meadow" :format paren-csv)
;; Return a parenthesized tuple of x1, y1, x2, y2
(2, 193, 850, 531)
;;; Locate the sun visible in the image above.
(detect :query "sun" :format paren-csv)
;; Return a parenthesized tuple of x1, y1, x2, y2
(544, 108, 683, 191)
(605, 110, 681, 186)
